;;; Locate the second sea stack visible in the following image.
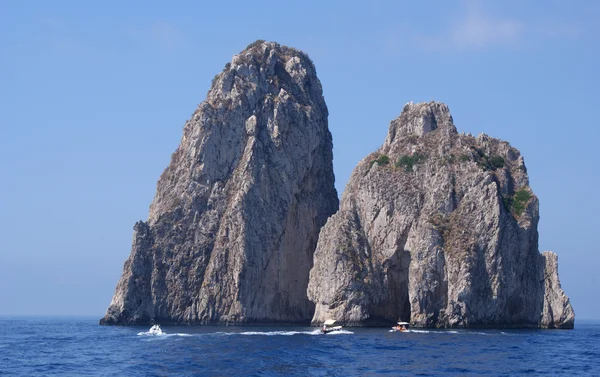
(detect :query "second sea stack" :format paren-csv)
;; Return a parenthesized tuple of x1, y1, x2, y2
(307, 102, 574, 329)
(101, 41, 338, 325)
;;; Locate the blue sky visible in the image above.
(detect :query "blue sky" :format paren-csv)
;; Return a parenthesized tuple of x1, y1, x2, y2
(1, 1, 598, 319)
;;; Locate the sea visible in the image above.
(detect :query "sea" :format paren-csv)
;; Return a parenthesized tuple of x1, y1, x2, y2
(1, 317, 599, 376)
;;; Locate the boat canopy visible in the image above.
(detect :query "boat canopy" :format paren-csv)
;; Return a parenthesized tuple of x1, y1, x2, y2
(324, 319, 337, 326)
(397, 322, 410, 325)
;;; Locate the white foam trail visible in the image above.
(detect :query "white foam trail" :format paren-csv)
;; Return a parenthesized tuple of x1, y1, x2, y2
(406, 329, 459, 334)
(403, 329, 494, 335)
(326, 329, 353, 335)
(213, 329, 355, 336)
(137, 331, 192, 337)
(137, 324, 165, 336)
(238, 330, 322, 336)
(137, 331, 160, 336)
(137, 324, 193, 337)
(135, 327, 495, 337)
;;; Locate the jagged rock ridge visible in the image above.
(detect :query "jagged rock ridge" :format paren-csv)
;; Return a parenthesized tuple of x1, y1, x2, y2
(101, 41, 338, 325)
(308, 101, 574, 328)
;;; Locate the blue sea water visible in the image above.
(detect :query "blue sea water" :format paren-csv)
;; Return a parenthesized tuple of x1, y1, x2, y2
(0, 317, 598, 376)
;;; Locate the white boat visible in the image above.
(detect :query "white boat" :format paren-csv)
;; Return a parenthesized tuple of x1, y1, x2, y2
(148, 324, 164, 335)
(392, 321, 410, 332)
(321, 319, 343, 334)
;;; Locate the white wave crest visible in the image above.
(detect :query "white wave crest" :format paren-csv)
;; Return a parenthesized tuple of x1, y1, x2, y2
(404, 329, 461, 334)
(233, 330, 322, 336)
(406, 329, 434, 333)
(137, 324, 164, 336)
(137, 331, 193, 337)
(402, 329, 494, 335)
(214, 329, 353, 336)
(325, 329, 353, 335)
(137, 330, 164, 336)
(137, 324, 193, 337)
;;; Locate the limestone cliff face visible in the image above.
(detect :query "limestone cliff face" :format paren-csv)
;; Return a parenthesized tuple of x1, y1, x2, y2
(101, 41, 338, 325)
(308, 101, 574, 328)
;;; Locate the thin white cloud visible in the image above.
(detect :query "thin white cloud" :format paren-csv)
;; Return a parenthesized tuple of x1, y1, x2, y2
(126, 21, 186, 53)
(385, 1, 581, 53)
(449, 8, 524, 49)
(412, 5, 524, 51)
(151, 21, 186, 52)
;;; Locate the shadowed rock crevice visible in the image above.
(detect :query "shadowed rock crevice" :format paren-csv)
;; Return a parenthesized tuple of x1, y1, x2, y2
(381, 247, 411, 323)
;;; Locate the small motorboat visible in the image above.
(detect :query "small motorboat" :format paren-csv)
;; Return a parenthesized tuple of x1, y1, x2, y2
(321, 319, 343, 334)
(392, 321, 410, 332)
(148, 324, 164, 335)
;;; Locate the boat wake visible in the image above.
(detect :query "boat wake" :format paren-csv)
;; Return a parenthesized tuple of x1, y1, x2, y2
(325, 329, 353, 335)
(220, 329, 353, 336)
(235, 330, 322, 336)
(135, 325, 499, 338)
(136, 328, 355, 338)
(409, 329, 458, 334)
(137, 325, 192, 337)
(137, 331, 193, 337)
(402, 329, 495, 335)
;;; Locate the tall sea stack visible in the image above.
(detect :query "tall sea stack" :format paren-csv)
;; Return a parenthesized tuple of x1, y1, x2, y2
(101, 41, 338, 325)
(307, 102, 574, 328)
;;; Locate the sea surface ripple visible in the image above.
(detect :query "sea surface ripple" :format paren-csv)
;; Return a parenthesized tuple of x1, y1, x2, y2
(1, 317, 599, 376)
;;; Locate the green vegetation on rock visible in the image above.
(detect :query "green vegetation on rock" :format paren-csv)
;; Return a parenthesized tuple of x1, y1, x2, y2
(246, 39, 266, 50)
(488, 155, 505, 169)
(396, 152, 427, 172)
(371, 154, 390, 167)
(503, 188, 532, 217)
(512, 189, 532, 216)
(468, 146, 505, 171)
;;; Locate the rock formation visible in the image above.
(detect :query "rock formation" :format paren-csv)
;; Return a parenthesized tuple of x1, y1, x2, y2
(307, 101, 574, 329)
(101, 41, 338, 325)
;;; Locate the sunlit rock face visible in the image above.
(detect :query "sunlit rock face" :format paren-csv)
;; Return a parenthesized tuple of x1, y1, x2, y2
(308, 101, 574, 329)
(101, 41, 338, 325)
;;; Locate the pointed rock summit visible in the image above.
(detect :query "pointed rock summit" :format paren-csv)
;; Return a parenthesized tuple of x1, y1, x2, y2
(101, 41, 338, 324)
(307, 101, 574, 328)
(101, 41, 573, 329)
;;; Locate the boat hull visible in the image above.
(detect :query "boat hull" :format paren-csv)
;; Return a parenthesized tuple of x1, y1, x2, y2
(321, 326, 343, 334)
